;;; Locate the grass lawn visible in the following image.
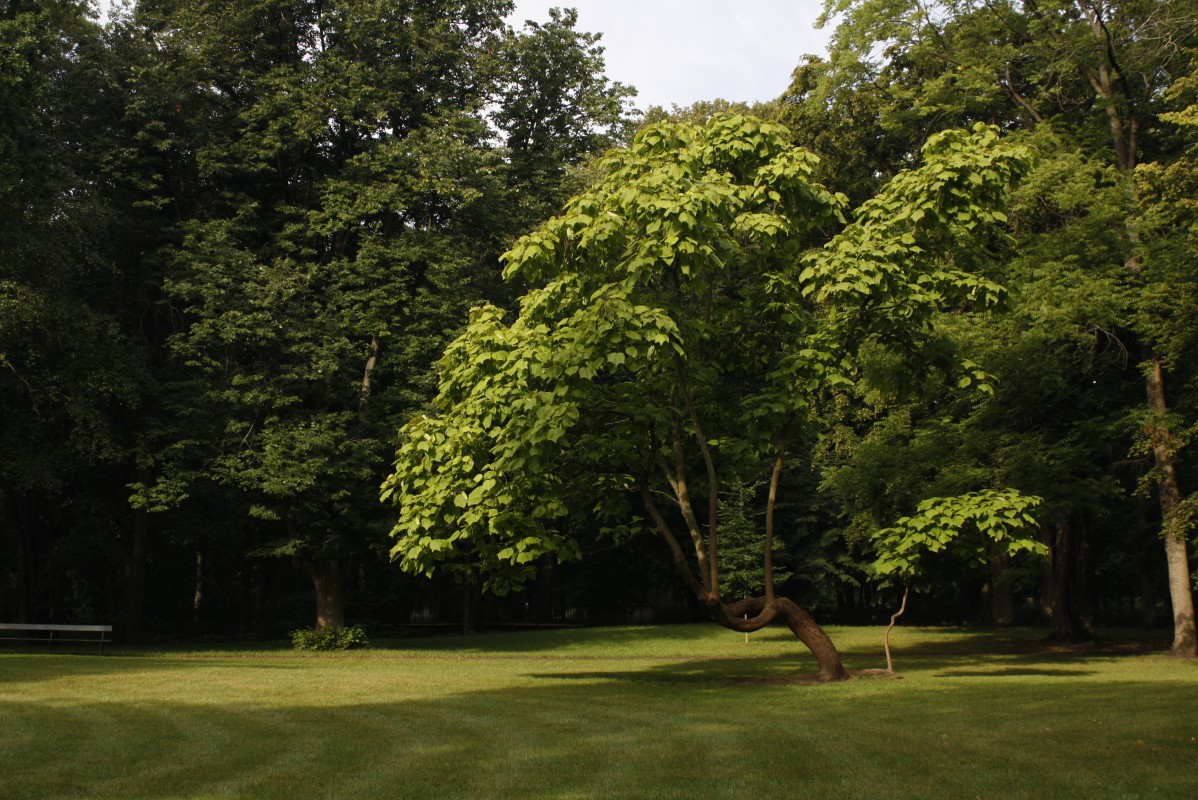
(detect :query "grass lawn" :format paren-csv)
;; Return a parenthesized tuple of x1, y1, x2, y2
(2, 624, 1196, 799)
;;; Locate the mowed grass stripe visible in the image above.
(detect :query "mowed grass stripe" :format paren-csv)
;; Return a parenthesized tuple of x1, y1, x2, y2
(1, 625, 1195, 799)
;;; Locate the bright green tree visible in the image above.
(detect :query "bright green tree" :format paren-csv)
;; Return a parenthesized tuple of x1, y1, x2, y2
(872, 489, 1044, 670)
(384, 114, 1028, 680)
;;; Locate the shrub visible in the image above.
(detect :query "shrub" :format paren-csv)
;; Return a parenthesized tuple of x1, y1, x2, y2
(290, 624, 369, 651)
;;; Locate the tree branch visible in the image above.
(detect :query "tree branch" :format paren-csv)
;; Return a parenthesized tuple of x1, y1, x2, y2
(884, 584, 910, 674)
(640, 484, 709, 601)
(359, 337, 380, 422)
(671, 412, 711, 591)
(764, 438, 786, 604)
(677, 365, 721, 597)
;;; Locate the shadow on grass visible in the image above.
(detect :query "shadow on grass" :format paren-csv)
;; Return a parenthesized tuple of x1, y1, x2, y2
(529, 657, 1103, 685)
(934, 667, 1097, 678)
(0, 651, 309, 686)
(526, 656, 816, 685)
(369, 623, 723, 654)
(835, 626, 1171, 663)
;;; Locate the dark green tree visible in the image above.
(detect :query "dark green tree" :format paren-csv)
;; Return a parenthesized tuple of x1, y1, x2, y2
(0, 0, 149, 626)
(118, 0, 634, 632)
(805, 0, 1198, 653)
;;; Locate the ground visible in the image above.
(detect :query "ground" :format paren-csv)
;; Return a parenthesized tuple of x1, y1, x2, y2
(1, 625, 1195, 799)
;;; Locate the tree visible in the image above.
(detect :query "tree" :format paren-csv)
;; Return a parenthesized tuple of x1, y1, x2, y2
(871, 489, 1044, 670)
(813, 0, 1198, 655)
(491, 6, 636, 229)
(384, 114, 1029, 680)
(113, 0, 638, 634)
(0, 0, 149, 627)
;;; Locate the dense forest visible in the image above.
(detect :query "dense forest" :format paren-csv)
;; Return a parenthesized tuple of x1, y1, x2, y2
(3, 0, 1197, 657)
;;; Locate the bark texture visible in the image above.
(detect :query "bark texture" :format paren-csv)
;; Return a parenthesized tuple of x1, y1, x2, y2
(125, 508, 148, 644)
(717, 596, 849, 682)
(296, 558, 346, 631)
(1148, 360, 1198, 656)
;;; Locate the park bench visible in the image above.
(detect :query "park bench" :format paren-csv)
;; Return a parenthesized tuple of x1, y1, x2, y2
(0, 623, 113, 654)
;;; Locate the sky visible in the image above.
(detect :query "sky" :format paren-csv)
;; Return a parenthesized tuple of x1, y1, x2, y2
(505, 1, 835, 111)
(95, 1, 835, 111)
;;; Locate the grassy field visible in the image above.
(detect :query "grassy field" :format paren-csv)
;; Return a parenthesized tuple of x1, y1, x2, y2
(2, 624, 1196, 799)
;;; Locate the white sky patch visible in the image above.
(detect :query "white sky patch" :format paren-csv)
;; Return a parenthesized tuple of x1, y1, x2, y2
(506, 1, 833, 111)
(94, 1, 832, 111)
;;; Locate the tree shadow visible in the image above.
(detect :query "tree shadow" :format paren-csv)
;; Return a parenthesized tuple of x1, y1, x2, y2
(934, 667, 1097, 678)
(526, 656, 819, 685)
(0, 651, 307, 685)
(369, 622, 724, 654)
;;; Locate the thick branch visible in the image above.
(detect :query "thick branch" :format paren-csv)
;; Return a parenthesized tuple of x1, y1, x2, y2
(678, 368, 721, 596)
(722, 596, 767, 617)
(359, 337, 380, 422)
(884, 585, 911, 674)
(763, 439, 786, 604)
(1078, 1, 1134, 172)
(640, 484, 709, 601)
(1003, 62, 1045, 125)
(671, 413, 711, 591)
(712, 599, 778, 632)
(713, 596, 849, 681)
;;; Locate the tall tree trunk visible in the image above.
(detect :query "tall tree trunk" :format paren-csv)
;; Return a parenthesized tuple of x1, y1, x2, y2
(1138, 542, 1159, 628)
(2, 486, 35, 623)
(1076, 2, 1198, 657)
(192, 549, 203, 622)
(358, 337, 379, 422)
(125, 508, 148, 644)
(1047, 519, 1092, 640)
(1146, 359, 1198, 655)
(461, 579, 475, 635)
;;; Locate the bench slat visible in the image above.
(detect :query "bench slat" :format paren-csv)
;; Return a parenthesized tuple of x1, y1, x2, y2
(0, 623, 112, 632)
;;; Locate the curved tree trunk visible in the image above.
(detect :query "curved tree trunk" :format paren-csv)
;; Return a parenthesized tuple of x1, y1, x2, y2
(884, 585, 910, 674)
(716, 596, 849, 682)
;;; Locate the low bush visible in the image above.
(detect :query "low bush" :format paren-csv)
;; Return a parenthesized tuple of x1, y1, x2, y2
(289, 624, 369, 651)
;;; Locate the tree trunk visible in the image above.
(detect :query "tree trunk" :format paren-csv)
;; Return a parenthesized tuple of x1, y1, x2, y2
(125, 508, 148, 644)
(884, 586, 910, 674)
(987, 543, 1014, 626)
(2, 486, 35, 623)
(716, 596, 849, 681)
(1047, 519, 1093, 641)
(1072, 0, 1198, 657)
(461, 579, 474, 634)
(1138, 543, 1159, 628)
(192, 549, 203, 622)
(1144, 357, 1198, 656)
(295, 558, 346, 631)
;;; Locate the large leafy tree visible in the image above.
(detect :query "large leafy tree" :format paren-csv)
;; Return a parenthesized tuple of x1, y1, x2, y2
(384, 114, 1028, 679)
(0, 0, 149, 625)
(808, 0, 1198, 654)
(491, 7, 636, 229)
(118, 0, 634, 632)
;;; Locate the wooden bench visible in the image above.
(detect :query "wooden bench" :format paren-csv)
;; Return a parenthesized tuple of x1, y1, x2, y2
(0, 623, 113, 654)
